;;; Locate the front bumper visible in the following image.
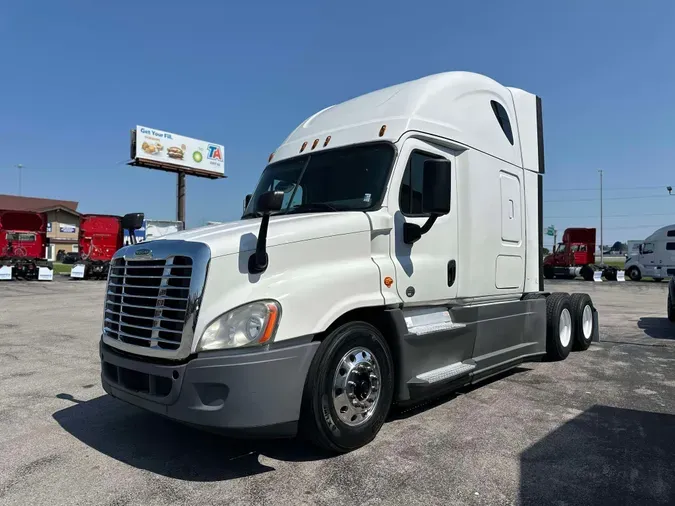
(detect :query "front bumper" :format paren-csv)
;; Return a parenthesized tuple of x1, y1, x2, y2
(100, 339, 319, 437)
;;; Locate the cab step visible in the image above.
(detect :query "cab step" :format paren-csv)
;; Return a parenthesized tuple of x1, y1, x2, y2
(410, 361, 476, 386)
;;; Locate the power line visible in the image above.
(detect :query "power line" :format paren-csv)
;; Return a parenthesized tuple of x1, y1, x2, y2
(544, 212, 674, 219)
(546, 194, 670, 203)
(544, 224, 671, 231)
(544, 185, 667, 192)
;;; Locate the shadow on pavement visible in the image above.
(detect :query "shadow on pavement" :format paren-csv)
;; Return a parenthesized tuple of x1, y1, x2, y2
(520, 405, 675, 505)
(637, 317, 675, 340)
(53, 394, 330, 482)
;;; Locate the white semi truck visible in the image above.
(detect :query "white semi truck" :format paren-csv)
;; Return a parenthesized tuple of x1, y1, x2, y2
(99, 71, 599, 452)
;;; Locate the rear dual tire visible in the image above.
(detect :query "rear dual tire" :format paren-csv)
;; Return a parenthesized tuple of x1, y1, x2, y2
(545, 293, 574, 361)
(545, 292, 595, 359)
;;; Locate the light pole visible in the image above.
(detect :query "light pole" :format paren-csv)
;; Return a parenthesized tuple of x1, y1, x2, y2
(599, 169, 604, 265)
(16, 164, 23, 196)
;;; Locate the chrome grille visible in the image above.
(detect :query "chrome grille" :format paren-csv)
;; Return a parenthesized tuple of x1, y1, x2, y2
(103, 256, 193, 351)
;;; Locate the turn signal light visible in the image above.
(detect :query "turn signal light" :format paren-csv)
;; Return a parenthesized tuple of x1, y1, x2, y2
(259, 303, 280, 344)
(384, 276, 393, 288)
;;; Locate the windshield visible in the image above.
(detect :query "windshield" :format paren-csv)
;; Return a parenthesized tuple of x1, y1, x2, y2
(243, 142, 395, 217)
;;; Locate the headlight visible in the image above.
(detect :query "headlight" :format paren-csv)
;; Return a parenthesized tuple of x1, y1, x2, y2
(197, 300, 280, 351)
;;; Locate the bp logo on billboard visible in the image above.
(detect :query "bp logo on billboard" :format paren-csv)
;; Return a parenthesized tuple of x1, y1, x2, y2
(192, 151, 203, 163)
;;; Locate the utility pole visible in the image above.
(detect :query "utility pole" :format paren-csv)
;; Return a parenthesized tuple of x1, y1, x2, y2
(599, 169, 604, 264)
(177, 172, 186, 227)
(16, 164, 23, 196)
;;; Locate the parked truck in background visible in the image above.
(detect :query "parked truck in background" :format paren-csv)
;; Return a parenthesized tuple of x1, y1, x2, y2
(71, 214, 124, 280)
(0, 210, 53, 281)
(72, 213, 145, 279)
(98, 71, 599, 452)
(543, 227, 618, 281)
(624, 224, 675, 282)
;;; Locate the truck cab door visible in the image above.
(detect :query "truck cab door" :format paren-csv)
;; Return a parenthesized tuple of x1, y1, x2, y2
(389, 139, 458, 304)
(641, 242, 655, 273)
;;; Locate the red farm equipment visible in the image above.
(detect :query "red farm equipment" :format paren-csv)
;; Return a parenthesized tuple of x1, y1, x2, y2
(0, 210, 53, 281)
(543, 227, 618, 281)
(71, 212, 144, 280)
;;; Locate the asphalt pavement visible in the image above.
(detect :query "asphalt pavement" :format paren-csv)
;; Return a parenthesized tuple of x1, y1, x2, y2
(1, 277, 674, 505)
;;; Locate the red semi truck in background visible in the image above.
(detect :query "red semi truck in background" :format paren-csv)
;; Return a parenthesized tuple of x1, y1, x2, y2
(71, 213, 144, 279)
(0, 210, 53, 281)
(543, 227, 618, 281)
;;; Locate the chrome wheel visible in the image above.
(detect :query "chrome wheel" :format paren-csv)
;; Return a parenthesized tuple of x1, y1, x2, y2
(559, 308, 572, 348)
(332, 347, 381, 427)
(582, 304, 593, 339)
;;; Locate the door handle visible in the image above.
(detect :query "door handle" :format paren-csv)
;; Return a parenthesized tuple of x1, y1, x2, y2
(447, 260, 456, 287)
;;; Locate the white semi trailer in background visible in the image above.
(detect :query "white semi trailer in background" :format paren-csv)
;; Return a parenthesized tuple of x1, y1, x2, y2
(123, 219, 184, 244)
(99, 71, 599, 452)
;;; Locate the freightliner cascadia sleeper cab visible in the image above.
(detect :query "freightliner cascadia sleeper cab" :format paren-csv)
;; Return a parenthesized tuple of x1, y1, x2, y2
(99, 72, 599, 452)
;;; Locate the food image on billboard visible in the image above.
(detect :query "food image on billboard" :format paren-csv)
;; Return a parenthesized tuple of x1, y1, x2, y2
(131, 125, 225, 179)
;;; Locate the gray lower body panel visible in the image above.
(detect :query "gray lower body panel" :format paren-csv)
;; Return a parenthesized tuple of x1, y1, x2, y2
(100, 340, 319, 437)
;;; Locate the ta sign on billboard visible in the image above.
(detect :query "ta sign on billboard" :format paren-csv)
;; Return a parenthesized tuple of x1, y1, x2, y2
(130, 125, 226, 179)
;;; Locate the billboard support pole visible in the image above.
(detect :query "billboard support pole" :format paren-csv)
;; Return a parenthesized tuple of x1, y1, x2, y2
(177, 172, 186, 227)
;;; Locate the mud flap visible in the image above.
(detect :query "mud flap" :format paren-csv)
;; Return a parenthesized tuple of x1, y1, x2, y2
(38, 267, 53, 281)
(0, 265, 12, 280)
(71, 264, 85, 279)
(591, 308, 600, 342)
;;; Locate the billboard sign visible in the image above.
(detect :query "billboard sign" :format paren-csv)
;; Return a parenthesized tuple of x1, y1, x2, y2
(130, 125, 225, 179)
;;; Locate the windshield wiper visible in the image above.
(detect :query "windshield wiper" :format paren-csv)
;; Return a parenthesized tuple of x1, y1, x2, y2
(285, 202, 342, 214)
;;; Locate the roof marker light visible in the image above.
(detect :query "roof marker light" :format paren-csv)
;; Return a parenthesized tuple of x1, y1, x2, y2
(268, 152, 274, 162)
(324, 135, 331, 147)
(379, 125, 387, 137)
(300, 142, 308, 153)
(311, 139, 319, 150)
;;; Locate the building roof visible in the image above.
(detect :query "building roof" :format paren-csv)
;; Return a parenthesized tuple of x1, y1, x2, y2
(0, 194, 79, 214)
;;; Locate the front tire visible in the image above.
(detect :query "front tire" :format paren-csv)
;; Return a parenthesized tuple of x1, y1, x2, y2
(627, 266, 642, 281)
(301, 321, 394, 453)
(570, 293, 594, 351)
(545, 293, 574, 361)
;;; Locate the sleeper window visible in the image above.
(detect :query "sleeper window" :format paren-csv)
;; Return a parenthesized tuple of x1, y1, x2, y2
(491, 100, 514, 145)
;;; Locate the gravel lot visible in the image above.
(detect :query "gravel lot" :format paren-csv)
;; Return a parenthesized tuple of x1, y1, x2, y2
(1, 278, 674, 505)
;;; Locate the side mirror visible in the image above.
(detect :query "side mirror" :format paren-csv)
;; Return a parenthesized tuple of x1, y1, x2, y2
(257, 190, 284, 214)
(422, 159, 451, 215)
(122, 213, 144, 245)
(248, 191, 284, 275)
(403, 160, 451, 244)
(243, 194, 252, 213)
(122, 213, 144, 231)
